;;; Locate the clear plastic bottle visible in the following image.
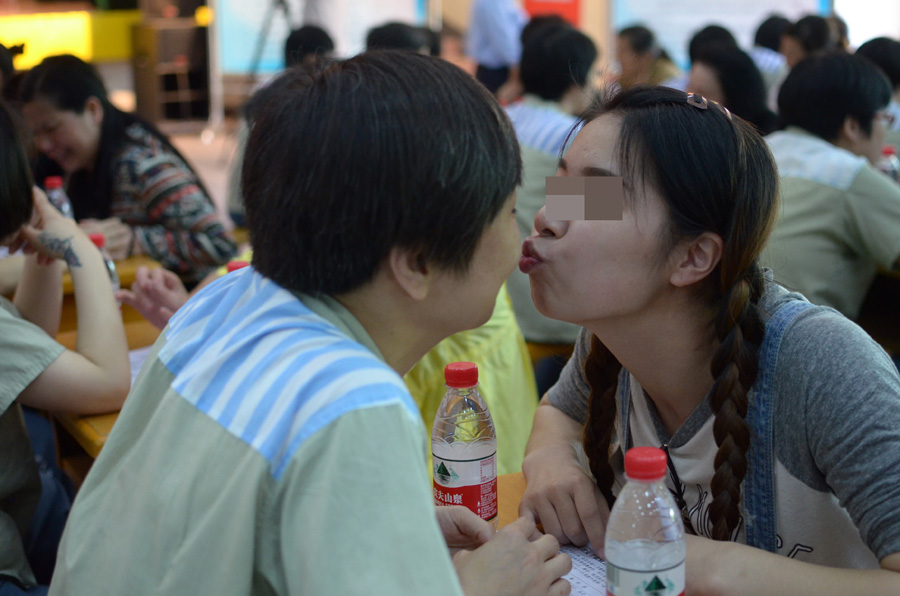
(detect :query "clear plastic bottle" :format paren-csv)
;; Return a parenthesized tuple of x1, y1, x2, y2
(605, 446, 685, 596)
(44, 176, 74, 219)
(431, 361, 498, 528)
(88, 233, 121, 305)
(878, 145, 900, 184)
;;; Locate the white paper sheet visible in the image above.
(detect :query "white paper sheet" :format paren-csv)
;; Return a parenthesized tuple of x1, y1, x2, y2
(560, 544, 606, 595)
(129, 345, 153, 387)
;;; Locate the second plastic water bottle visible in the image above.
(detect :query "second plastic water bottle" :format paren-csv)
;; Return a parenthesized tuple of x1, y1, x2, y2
(431, 362, 498, 528)
(878, 145, 900, 184)
(605, 446, 685, 596)
(44, 176, 74, 219)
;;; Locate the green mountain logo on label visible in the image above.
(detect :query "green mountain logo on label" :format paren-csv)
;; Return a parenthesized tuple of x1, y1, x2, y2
(636, 575, 676, 596)
(434, 462, 459, 484)
(634, 575, 674, 596)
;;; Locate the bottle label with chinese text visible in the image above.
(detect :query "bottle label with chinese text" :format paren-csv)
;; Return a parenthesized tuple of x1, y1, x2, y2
(432, 451, 497, 522)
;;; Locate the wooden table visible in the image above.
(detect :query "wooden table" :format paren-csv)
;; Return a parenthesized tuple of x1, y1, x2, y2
(498, 472, 527, 528)
(58, 255, 160, 333)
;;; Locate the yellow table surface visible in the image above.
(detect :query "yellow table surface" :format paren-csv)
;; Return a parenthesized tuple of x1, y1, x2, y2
(59, 255, 160, 333)
(53, 319, 160, 460)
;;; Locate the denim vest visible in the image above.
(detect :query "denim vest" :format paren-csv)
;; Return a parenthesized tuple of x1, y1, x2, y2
(618, 299, 814, 552)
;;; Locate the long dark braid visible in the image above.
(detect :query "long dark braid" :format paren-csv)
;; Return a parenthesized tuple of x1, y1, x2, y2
(707, 262, 766, 539)
(582, 335, 622, 509)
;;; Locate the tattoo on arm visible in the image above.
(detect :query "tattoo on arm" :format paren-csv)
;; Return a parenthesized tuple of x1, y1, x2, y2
(39, 233, 82, 268)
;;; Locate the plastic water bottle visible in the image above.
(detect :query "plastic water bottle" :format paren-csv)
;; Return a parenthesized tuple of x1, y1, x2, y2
(44, 176, 74, 218)
(878, 145, 900, 183)
(431, 362, 498, 528)
(88, 233, 121, 305)
(605, 446, 685, 596)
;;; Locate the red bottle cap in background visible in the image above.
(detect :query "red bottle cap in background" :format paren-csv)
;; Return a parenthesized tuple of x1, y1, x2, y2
(883, 145, 898, 157)
(226, 260, 250, 273)
(444, 361, 479, 388)
(88, 233, 105, 249)
(44, 176, 63, 190)
(624, 447, 667, 481)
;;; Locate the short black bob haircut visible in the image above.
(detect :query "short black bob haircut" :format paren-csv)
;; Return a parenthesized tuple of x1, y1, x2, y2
(754, 15, 791, 52)
(688, 25, 737, 64)
(520, 25, 598, 102)
(856, 37, 900, 91)
(521, 14, 570, 46)
(365, 22, 429, 52)
(694, 45, 777, 135)
(782, 15, 833, 54)
(284, 25, 334, 68)
(0, 98, 34, 240)
(778, 52, 891, 141)
(242, 51, 522, 297)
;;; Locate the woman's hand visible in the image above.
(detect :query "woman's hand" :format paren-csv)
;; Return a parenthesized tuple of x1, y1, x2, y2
(116, 265, 188, 329)
(436, 505, 495, 556)
(14, 187, 84, 267)
(79, 217, 134, 260)
(520, 443, 609, 556)
(519, 400, 610, 556)
(455, 516, 572, 596)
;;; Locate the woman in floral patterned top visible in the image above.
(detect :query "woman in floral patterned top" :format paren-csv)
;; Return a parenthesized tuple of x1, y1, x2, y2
(19, 55, 235, 287)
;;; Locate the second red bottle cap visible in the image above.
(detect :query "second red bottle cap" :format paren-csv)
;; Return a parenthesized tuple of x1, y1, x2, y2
(624, 446, 667, 481)
(88, 233, 105, 249)
(44, 176, 64, 190)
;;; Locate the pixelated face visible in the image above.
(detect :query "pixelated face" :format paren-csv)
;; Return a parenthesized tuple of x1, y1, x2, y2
(544, 175, 624, 222)
(521, 115, 675, 328)
(22, 98, 102, 174)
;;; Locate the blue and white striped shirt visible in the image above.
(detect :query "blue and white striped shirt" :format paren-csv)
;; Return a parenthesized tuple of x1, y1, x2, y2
(505, 95, 580, 158)
(160, 267, 418, 479)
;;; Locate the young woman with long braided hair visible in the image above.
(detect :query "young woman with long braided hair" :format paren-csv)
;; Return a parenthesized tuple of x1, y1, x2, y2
(517, 86, 900, 594)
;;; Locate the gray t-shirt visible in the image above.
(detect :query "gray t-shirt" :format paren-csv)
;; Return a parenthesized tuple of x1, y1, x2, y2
(548, 279, 900, 564)
(0, 296, 65, 586)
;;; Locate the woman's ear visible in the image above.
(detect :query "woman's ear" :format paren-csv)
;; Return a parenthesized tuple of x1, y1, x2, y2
(84, 96, 104, 127)
(386, 246, 431, 301)
(840, 115, 866, 145)
(669, 231, 723, 287)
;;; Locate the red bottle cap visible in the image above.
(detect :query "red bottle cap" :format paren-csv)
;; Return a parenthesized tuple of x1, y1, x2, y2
(226, 260, 250, 273)
(624, 446, 667, 481)
(44, 176, 63, 190)
(88, 233, 105, 249)
(883, 145, 897, 157)
(444, 361, 478, 388)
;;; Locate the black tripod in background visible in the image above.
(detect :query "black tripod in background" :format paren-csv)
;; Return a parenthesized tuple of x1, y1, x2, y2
(247, 0, 292, 84)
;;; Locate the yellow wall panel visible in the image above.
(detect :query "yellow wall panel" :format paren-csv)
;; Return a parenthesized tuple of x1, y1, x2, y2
(0, 12, 92, 69)
(90, 10, 141, 62)
(0, 9, 141, 68)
